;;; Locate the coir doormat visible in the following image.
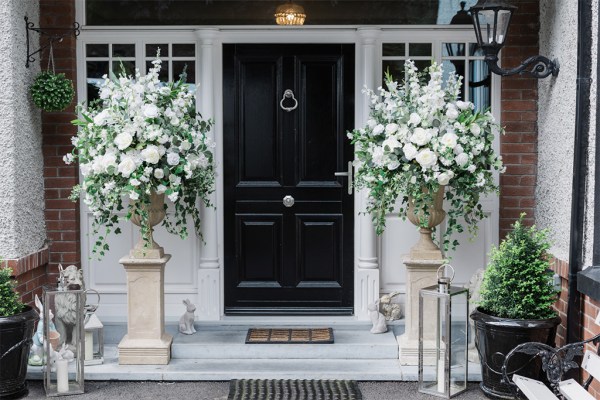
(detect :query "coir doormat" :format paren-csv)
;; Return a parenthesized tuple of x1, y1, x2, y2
(228, 379, 362, 400)
(245, 328, 334, 344)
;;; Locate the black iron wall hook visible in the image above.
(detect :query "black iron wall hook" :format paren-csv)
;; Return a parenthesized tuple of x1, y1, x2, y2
(25, 16, 80, 68)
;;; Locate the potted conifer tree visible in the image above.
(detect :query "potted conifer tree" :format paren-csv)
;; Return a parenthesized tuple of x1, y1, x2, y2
(471, 214, 561, 399)
(0, 267, 39, 399)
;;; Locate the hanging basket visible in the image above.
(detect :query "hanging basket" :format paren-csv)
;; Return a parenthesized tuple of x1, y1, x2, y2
(30, 71, 74, 112)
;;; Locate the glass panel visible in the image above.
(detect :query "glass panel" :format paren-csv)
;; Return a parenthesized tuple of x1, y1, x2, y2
(414, 60, 432, 73)
(409, 43, 432, 57)
(496, 10, 512, 44)
(442, 60, 465, 101)
(173, 44, 195, 57)
(113, 60, 136, 77)
(475, 10, 497, 45)
(442, 43, 466, 57)
(147, 61, 169, 82)
(86, 0, 446, 26)
(86, 61, 109, 104)
(86, 44, 108, 58)
(112, 44, 135, 57)
(382, 60, 405, 84)
(382, 43, 405, 57)
(449, 289, 469, 397)
(469, 59, 491, 111)
(173, 61, 195, 83)
(146, 43, 168, 58)
(469, 43, 485, 57)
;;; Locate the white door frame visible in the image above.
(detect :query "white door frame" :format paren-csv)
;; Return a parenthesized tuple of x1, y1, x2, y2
(76, 24, 496, 323)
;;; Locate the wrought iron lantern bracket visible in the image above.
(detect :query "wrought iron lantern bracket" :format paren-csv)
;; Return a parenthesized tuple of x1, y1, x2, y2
(484, 52, 560, 79)
(25, 16, 80, 68)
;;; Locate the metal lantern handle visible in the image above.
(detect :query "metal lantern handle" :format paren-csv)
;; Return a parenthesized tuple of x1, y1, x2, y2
(280, 89, 298, 112)
(84, 288, 101, 314)
(437, 264, 455, 284)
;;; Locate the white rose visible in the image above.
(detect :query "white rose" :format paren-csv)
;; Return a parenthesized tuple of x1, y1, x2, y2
(142, 104, 159, 118)
(455, 152, 469, 167)
(467, 164, 476, 173)
(102, 152, 117, 172)
(410, 127, 431, 146)
(114, 132, 133, 150)
(440, 132, 458, 149)
(154, 169, 164, 179)
(141, 146, 160, 164)
(372, 124, 385, 136)
(454, 144, 464, 155)
(130, 178, 141, 186)
(118, 156, 137, 178)
(93, 109, 111, 126)
(403, 143, 418, 160)
(168, 192, 179, 202)
(415, 149, 438, 169)
(385, 123, 399, 134)
(156, 184, 167, 194)
(446, 106, 459, 121)
(180, 140, 192, 151)
(387, 160, 400, 170)
(437, 172, 451, 185)
(470, 123, 482, 136)
(456, 100, 472, 110)
(367, 119, 377, 128)
(382, 137, 401, 151)
(408, 113, 421, 126)
(129, 191, 139, 201)
(167, 152, 180, 166)
(371, 146, 385, 167)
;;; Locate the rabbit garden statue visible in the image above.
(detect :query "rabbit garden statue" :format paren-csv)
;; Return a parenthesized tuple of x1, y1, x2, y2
(29, 294, 59, 366)
(379, 291, 403, 321)
(179, 299, 196, 335)
(48, 343, 75, 373)
(368, 300, 388, 334)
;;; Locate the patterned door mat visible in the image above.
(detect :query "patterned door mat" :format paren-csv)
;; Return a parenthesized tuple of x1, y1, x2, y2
(245, 328, 334, 344)
(228, 379, 362, 400)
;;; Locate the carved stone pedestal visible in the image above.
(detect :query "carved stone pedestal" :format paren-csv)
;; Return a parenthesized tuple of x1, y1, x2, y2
(118, 254, 173, 365)
(398, 257, 444, 365)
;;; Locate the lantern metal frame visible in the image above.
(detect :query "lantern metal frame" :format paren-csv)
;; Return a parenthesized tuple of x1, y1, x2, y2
(470, 0, 559, 78)
(418, 266, 469, 399)
(43, 284, 85, 397)
(83, 289, 104, 366)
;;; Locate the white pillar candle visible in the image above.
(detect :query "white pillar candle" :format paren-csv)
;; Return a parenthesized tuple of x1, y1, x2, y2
(85, 331, 94, 361)
(56, 359, 69, 393)
(437, 355, 446, 393)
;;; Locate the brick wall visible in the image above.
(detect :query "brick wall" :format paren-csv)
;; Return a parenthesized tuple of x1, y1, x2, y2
(39, 0, 80, 287)
(499, 0, 540, 238)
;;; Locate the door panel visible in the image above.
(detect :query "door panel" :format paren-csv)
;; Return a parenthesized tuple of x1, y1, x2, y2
(224, 44, 354, 315)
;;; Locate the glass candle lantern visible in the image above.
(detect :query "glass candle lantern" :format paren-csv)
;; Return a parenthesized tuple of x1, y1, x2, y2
(418, 265, 469, 398)
(84, 289, 104, 366)
(43, 284, 85, 397)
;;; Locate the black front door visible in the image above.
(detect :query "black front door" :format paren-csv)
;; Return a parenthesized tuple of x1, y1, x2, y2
(223, 44, 355, 315)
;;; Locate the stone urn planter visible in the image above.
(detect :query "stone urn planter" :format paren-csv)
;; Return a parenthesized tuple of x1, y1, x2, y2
(0, 305, 38, 399)
(471, 308, 561, 399)
(406, 186, 446, 260)
(118, 191, 173, 365)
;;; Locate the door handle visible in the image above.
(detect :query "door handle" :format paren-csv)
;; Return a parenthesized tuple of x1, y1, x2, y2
(283, 195, 295, 207)
(334, 161, 353, 195)
(280, 89, 298, 112)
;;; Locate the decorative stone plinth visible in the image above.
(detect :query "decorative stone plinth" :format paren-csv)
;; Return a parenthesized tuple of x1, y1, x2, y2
(118, 254, 173, 365)
(398, 257, 444, 365)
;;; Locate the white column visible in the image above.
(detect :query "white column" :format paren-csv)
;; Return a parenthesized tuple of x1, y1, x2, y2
(195, 28, 221, 320)
(355, 28, 381, 321)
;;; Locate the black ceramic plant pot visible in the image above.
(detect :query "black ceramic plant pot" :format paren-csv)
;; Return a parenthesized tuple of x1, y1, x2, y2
(0, 306, 38, 400)
(471, 308, 561, 400)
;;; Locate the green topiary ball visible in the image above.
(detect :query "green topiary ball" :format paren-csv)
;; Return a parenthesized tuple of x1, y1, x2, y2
(0, 267, 24, 317)
(30, 71, 75, 112)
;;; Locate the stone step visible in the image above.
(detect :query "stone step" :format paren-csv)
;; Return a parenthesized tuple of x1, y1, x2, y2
(26, 346, 482, 381)
(171, 328, 399, 360)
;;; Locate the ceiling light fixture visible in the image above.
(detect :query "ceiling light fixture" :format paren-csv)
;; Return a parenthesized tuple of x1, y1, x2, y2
(275, 1, 306, 26)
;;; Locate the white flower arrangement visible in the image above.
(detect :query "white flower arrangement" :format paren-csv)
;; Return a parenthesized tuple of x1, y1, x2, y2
(349, 60, 505, 252)
(65, 58, 215, 257)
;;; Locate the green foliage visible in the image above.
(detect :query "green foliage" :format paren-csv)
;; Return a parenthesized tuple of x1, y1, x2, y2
(30, 71, 75, 112)
(478, 214, 558, 320)
(0, 267, 24, 317)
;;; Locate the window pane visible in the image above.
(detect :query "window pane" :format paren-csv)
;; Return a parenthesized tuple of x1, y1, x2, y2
(382, 43, 405, 57)
(469, 43, 485, 57)
(382, 61, 405, 84)
(442, 43, 466, 57)
(409, 43, 432, 57)
(87, 61, 109, 104)
(147, 61, 169, 82)
(173, 61, 195, 83)
(469, 60, 491, 111)
(112, 44, 135, 57)
(86, 44, 108, 58)
(173, 44, 195, 57)
(413, 60, 432, 73)
(113, 60, 136, 77)
(146, 44, 169, 58)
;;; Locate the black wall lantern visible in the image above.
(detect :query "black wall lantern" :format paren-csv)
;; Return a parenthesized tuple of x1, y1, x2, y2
(470, 0, 559, 78)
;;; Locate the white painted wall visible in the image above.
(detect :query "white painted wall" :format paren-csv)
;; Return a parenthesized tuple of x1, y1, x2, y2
(537, 0, 578, 263)
(0, 0, 45, 259)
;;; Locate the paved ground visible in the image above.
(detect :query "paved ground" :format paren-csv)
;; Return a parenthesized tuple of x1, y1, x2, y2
(25, 380, 488, 399)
